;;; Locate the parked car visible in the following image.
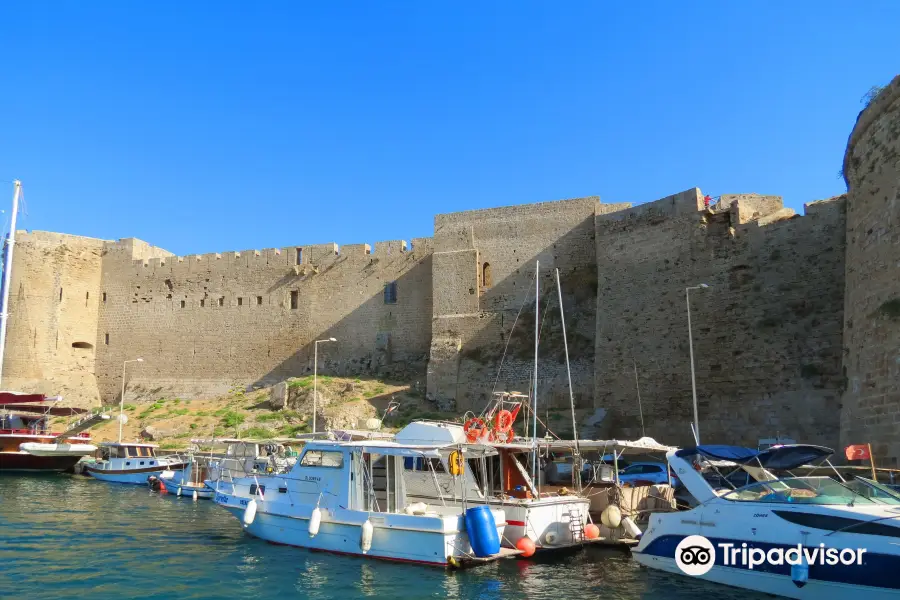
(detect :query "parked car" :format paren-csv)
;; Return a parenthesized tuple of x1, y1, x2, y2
(617, 462, 680, 488)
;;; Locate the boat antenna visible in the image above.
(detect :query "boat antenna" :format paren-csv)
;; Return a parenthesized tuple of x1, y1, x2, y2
(0, 180, 22, 387)
(632, 357, 646, 438)
(531, 261, 539, 486)
(554, 268, 581, 492)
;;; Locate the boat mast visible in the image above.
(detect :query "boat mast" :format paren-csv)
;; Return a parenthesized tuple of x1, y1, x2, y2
(531, 261, 539, 486)
(555, 268, 581, 492)
(0, 180, 22, 387)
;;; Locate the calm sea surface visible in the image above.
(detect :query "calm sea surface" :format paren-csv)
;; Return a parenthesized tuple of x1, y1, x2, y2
(0, 475, 768, 600)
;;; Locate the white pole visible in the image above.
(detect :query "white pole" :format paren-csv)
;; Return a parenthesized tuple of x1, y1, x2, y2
(556, 268, 581, 491)
(532, 261, 539, 486)
(685, 285, 708, 444)
(555, 269, 579, 446)
(313, 341, 318, 435)
(119, 358, 142, 443)
(633, 357, 645, 438)
(119, 361, 127, 443)
(0, 180, 22, 386)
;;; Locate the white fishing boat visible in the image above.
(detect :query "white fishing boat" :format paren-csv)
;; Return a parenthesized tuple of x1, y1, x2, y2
(151, 458, 214, 499)
(633, 444, 900, 599)
(396, 419, 594, 554)
(85, 442, 187, 485)
(209, 435, 520, 567)
(199, 437, 301, 484)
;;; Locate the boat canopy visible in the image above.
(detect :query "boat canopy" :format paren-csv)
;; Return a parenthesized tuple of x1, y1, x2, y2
(675, 444, 833, 470)
(306, 439, 497, 460)
(493, 436, 674, 455)
(0, 392, 55, 405)
(99, 441, 159, 448)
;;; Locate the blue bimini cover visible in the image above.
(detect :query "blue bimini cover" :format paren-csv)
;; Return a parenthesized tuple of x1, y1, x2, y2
(675, 444, 833, 470)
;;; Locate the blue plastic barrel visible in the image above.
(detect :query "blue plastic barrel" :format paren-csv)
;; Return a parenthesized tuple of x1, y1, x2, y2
(464, 505, 500, 557)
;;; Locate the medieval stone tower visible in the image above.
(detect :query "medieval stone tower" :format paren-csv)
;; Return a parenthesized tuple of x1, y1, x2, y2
(841, 75, 900, 465)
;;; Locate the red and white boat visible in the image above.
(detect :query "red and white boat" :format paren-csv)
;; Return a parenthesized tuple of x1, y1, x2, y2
(0, 391, 106, 472)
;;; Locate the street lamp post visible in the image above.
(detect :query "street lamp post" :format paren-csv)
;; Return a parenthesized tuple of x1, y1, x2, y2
(119, 358, 144, 443)
(686, 284, 709, 445)
(313, 338, 337, 434)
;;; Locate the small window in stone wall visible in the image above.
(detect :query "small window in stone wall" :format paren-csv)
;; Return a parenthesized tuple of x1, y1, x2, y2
(104, 333, 109, 345)
(296, 248, 303, 265)
(200, 299, 205, 307)
(218, 297, 225, 307)
(102, 292, 107, 303)
(85, 291, 89, 307)
(290, 290, 299, 310)
(180, 300, 186, 309)
(59, 288, 63, 302)
(257, 296, 263, 306)
(384, 282, 398, 304)
(238, 297, 243, 306)
(482, 262, 493, 287)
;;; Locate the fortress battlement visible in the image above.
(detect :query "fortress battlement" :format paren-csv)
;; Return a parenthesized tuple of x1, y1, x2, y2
(121, 237, 434, 272)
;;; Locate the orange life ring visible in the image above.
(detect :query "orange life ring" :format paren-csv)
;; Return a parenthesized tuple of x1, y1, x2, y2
(494, 409, 514, 433)
(464, 417, 486, 443)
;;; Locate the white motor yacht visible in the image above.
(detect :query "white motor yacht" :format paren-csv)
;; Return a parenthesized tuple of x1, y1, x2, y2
(209, 433, 518, 567)
(633, 444, 900, 599)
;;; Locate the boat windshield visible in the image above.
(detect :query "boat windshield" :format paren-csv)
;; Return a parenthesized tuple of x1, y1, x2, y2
(844, 477, 900, 505)
(722, 476, 875, 505)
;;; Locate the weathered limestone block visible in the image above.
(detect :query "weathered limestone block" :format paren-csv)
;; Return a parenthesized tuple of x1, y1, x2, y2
(140, 425, 163, 441)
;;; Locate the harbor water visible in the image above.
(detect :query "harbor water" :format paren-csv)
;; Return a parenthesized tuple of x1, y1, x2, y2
(0, 475, 767, 600)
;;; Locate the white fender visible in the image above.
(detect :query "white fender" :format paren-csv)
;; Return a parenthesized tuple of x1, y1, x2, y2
(360, 519, 373, 553)
(600, 505, 622, 529)
(309, 507, 322, 537)
(243, 499, 257, 526)
(177, 486, 182, 497)
(192, 490, 198, 501)
(621, 516, 641, 537)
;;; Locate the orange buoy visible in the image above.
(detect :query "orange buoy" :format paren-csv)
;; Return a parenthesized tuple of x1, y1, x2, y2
(584, 524, 600, 540)
(516, 537, 537, 558)
(159, 481, 167, 495)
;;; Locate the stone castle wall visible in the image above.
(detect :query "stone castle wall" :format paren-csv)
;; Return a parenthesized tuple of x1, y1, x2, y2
(93, 236, 434, 403)
(594, 189, 846, 448)
(841, 74, 900, 465)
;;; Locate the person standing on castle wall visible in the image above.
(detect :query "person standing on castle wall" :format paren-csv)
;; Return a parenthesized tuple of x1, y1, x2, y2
(704, 195, 712, 210)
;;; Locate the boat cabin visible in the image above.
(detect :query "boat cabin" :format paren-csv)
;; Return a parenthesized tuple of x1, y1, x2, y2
(96, 442, 161, 468)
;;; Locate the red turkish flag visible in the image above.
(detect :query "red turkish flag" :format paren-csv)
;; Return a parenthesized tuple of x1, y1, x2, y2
(845, 444, 871, 461)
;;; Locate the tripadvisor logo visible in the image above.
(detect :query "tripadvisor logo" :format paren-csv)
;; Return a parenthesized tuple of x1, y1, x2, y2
(675, 535, 716, 576)
(675, 535, 867, 576)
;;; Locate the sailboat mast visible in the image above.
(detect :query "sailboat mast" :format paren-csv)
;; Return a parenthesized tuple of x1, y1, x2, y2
(0, 180, 22, 387)
(532, 261, 539, 485)
(555, 269, 579, 448)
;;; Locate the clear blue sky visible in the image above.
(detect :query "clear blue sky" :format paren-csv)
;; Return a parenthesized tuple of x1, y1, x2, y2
(3, 2, 898, 255)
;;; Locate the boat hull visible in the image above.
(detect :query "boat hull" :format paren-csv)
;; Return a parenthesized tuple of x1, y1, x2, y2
(0, 451, 84, 472)
(86, 463, 187, 485)
(633, 551, 900, 600)
(213, 489, 505, 567)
